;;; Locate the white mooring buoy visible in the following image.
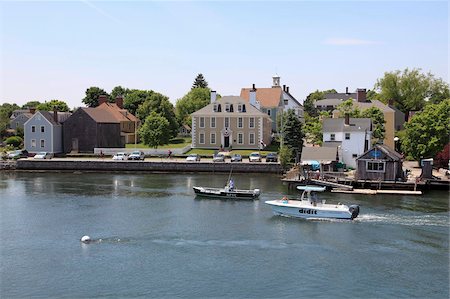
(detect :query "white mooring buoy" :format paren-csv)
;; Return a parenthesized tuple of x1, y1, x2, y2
(80, 235, 91, 243)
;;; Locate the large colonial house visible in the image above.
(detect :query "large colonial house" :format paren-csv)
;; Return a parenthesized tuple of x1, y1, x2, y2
(240, 75, 304, 132)
(191, 92, 272, 150)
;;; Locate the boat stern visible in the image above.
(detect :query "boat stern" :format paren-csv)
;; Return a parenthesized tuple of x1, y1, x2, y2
(349, 205, 360, 219)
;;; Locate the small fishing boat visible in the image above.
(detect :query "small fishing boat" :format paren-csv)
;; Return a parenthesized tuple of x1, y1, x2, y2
(193, 175, 260, 200)
(265, 186, 360, 220)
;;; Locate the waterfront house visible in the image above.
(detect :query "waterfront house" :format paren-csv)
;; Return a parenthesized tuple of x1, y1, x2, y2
(9, 109, 34, 131)
(191, 92, 272, 150)
(240, 75, 304, 132)
(179, 124, 191, 137)
(24, 110, 71, 154)
(300, 146, 339, 172)
(355, 144, 404, 181)
(322, 116, 372, 169)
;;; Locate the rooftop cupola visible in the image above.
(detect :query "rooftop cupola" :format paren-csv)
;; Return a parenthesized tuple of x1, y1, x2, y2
(272, 75, 280, 88)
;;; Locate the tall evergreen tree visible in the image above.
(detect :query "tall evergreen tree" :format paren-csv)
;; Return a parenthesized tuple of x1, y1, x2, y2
(192, 73, 208, 89)
(281, 109, 304, 162)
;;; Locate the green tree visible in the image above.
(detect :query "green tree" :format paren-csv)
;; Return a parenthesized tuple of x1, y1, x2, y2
(5, 136, 23, 148)
(21, 101, 41, 109)
(136, 92, 179, 138)
(37, 99, 70, 112)
(303, 112, 330, 146)
(175, 87, 212, 125)
(336, 99, 361, 117)
(401, 99, 450, 161)
(123, 89, 153, 115)
(82, 87, 110, 107)
(139, 112, 171, 148)
(0, 103, 20, 137)
(281, 109, 304, 162)
(360, 107, 385, 142)
(374, 68, 450, 113)
(111, 86, 130, 100)
(304, 89, 337, 116)
(192, 73, 208, 89)
(279, 146, 294, 169)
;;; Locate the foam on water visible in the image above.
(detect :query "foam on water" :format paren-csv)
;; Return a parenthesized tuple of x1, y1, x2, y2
(356, 213, 449, 227)
(152, 238, 289, 249)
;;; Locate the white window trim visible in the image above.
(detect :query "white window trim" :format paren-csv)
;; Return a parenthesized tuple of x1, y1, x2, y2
(224, 117, 229, 128)
(211, 117, 216, 128)
(330, 133, 335, 141)
(199, 132, 205, 144)
(366, 161, 386, 173)
(237, 132, 244, 144)
(41, 126, 45, 133)
(31, 139, 36, 148)
(32, 125, 36, 133)
(210, 132, 216, 144)
(40, 139, 45, 148)
(249, 117, 255, 128)
(249, 132, 255, 145)
(237, 117, 243, 128)
(345, 133, 350, 140)
(199, 117, 205, 128)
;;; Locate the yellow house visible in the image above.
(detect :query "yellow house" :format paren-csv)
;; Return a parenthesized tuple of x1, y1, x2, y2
(191, 92, 272, 150)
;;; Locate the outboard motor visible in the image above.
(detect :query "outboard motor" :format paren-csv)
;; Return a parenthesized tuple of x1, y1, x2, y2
(349, 205, 360, 219)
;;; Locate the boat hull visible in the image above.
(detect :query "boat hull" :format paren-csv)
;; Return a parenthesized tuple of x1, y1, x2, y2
(193, 186, 260, 200)
(265, 200, 357, 220)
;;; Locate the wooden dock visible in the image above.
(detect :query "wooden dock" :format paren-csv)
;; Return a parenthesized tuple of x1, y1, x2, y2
(331, 189, 422, 195)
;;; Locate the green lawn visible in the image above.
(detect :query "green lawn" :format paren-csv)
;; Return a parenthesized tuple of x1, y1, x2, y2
(126, 137, 192, 149)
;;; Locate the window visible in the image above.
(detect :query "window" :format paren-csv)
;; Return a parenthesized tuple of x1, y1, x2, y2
(249, 133, 255, 144)
(40, 139, 45, 148)
(199, 133, 205, 144)
(211, 117, 216, 128)
(41, 126, 45, 133)
(213, 104, 218, 112)
(237, 117, 243, 128)
(249, 117, 255, 128)
(238, 133, 243, 144)
(352, 154, 358, 158)
(284, 99, 289, 105)
(267, 110, 271, 116)
(345, 133, 350, 140)
(242, 104, 246, 112)
(238, 104, 242, 112)
(225, 104, 231, 112)
(366, 161, 385, 172)
(32, 126, 36, 133)
(211, 133, 216, 144)
(330, 134, 335, 141)
(224, 117, 229, 128)
(199, 117, 205, 128)
(229, 104, 234, 112)
(31, 139, 36, 148)
(217, 104, 222, 112)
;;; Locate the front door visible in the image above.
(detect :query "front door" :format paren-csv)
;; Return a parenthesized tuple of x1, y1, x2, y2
(224, 136, 230, 148)
(71, 138, 79, 153)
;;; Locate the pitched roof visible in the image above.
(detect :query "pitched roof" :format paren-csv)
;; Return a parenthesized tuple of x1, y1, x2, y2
(97, 102, 140, 122)
(322, 118, 372, 133)
(240, 87, 283, 108)
(39, 111, 61, 126)
(353, 100, 395, 113)
(314, 98, 344, 107)
(82, 107, 121, 123)
(301, 146, 338, 162)
(324, 92, 356, 101)
(356, 144, 403, 161)
(191, 96, 270, 118)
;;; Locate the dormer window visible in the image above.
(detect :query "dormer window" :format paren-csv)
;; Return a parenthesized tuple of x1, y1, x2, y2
(225, 103, 230, 112)
(242, 104, 246, 112)
(238, 104, 242, 112)
(229, 104, 234, 112)
(213, 104, 222, 112)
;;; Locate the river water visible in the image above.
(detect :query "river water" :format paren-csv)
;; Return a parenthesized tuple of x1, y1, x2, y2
(0, 172, 448, 298)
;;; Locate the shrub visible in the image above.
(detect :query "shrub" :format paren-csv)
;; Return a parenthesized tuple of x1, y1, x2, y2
(5, 136, 23, 148)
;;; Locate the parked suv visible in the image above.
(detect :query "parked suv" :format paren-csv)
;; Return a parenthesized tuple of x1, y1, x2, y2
(128, 151, 145, 160)
(7, 149, 28, 160)
(249, 152, 262, 162)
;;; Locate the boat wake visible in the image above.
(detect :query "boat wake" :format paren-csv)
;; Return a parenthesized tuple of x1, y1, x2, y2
(355, 213, 449, 227)
(152, 238, 289, 249)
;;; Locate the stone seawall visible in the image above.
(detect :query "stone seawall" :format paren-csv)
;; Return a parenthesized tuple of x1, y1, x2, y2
(16, 160, 283, 174)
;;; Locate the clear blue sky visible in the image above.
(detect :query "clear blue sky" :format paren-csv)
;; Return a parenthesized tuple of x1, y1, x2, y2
(0, 1, 448, 109)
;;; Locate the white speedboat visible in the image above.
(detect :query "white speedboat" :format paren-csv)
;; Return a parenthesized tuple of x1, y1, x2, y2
(265, 186, 359, 220)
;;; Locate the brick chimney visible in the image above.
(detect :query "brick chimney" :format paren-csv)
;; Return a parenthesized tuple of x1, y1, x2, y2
(344, 113, 350, 125)
(98, 95, 108, 106)
(115, 96, 124, 109)
(29, 108, 36, 114)
(356, 88, 367, 102)
(53, 107, 58, 123)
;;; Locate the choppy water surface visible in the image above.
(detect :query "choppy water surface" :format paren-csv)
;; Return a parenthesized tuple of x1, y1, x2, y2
(1, 172, 448, 298)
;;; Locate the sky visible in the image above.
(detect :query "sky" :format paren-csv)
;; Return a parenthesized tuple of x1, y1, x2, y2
(0, 1, 448, 109)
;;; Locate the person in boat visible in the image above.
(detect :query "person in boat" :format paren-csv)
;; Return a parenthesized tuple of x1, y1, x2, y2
(228, 178, 234, 191)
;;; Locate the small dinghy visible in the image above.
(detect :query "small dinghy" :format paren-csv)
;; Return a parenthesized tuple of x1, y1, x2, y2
(193, 175, 260, 200)
(265, 186, 359, 220)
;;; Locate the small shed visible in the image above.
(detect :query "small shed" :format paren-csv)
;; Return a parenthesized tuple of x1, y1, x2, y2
(356, 144, 404, 181)
(179, 124, 191, 137)
(301, 146, 339, 172)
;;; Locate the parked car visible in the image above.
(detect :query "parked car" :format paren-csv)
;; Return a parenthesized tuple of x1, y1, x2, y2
(265, 152, 278, 162)
(34, 152, 52, 159)
(212, 153, 225, 162)
(7, 149, 28, 160)
(230, 154, 242, 162)
(112, 152, 128, 160)
(128, 151, 145, 160)
(249, 152, 262, 162)
(186, 154, 201, 161)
